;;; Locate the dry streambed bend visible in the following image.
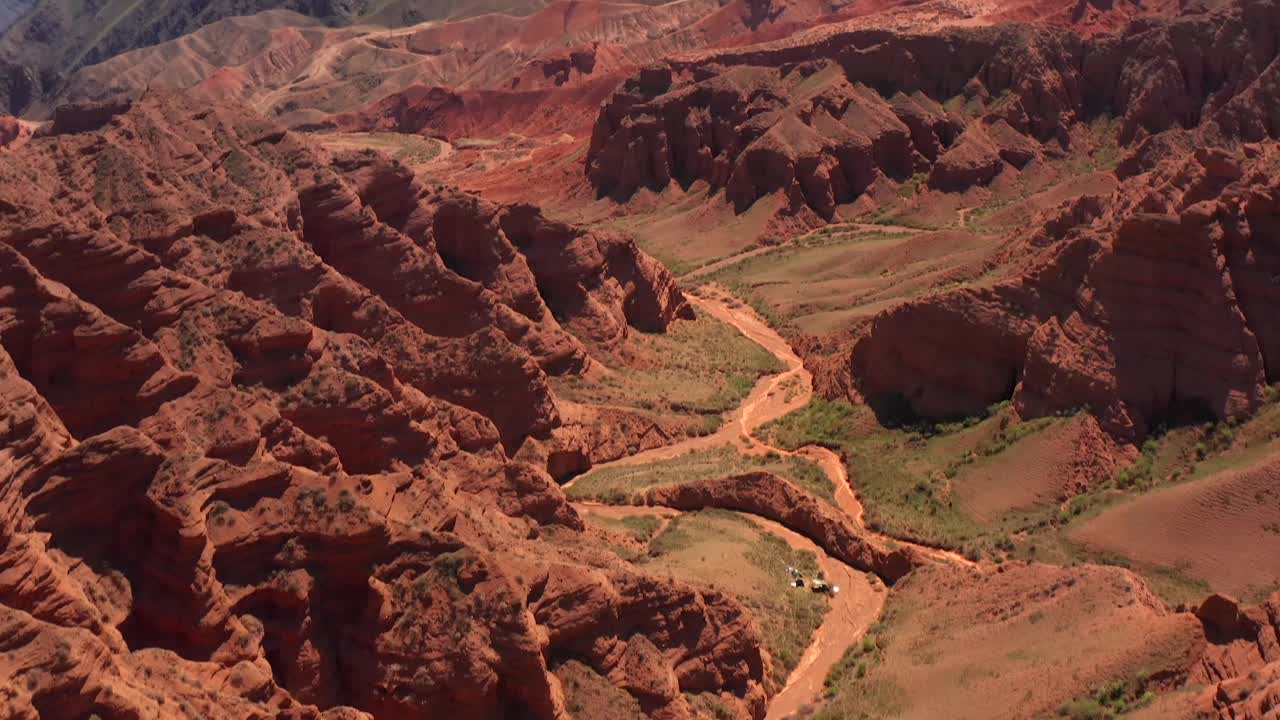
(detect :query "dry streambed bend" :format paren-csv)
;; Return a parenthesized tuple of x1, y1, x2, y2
(568, 285, 980, 717)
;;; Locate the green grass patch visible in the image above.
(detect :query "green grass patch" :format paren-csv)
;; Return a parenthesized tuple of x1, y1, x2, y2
(697, 228, 912, 333)
(761, 396, 860, 450)
(763, 398, 1086, 562)
(1062, 113, 1124, 176)
(764, 392, 1280, 591)
(896, 171, 929, 200)
(1058, 674, 1156, 720)
(813, 608, 907, 720)
(589, 514, 663, 543)
(715, 280, 787, 329)
(552, 310, 783, 430)
(640, 510, 829, 685)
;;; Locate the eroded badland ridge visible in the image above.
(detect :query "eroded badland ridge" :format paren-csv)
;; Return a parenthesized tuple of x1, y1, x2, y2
(1, 0, 1280, 718)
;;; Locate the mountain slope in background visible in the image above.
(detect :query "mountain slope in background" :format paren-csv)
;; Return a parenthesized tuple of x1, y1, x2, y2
(3, 0, 1280, 718)
(0, 0, 563, 115)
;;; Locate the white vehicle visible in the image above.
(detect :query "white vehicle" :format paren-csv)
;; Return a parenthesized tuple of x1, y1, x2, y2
(810, 579, 840, 594)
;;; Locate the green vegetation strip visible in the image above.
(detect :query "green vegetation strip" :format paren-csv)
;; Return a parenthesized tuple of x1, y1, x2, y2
(1057, 675, 1156, 720)
(760, 391, 1280, 606)
(553, 311, 783, 433)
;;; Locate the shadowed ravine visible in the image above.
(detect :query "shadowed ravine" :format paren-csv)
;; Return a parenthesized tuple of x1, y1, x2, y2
(565, 284, 977, 718)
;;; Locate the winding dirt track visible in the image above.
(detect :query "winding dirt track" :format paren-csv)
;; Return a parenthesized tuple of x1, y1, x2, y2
(568, 285, 975, 718)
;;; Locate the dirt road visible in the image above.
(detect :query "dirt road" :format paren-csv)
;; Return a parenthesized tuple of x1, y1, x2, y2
(574, 501, 884, 720)
(570, 284, 974, 718)
(560, 287, 810, 490)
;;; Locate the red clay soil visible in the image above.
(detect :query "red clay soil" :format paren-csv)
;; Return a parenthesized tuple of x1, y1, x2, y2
(0, 92, 789, 720)
(827, 561, 1210, 720)
(955, 412, 1130, 521)
(1072, 452, 1280, 599)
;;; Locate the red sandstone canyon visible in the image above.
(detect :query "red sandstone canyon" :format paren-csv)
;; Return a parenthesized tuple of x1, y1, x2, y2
(1, 0, 1279, 718)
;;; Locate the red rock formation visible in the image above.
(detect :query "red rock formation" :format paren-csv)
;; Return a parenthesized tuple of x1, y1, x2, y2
(586, 0, 1280, 220)
(40, 98, 134, 136)
(529, 402, 682, 482)
(530, 45, 599, 87)
(530, 562, 770, 719)
(842, 142, 1279, 440)
(331, 77, 622, 139)
(0, 115, 19, 149)
(1192, 593, 1280, 719)
(643, 471, 920, 582)
(0, 92, 766, 719)
(586, 61, 932, 220)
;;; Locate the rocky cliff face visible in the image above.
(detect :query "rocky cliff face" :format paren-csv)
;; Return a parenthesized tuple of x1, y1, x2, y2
(0, 92, 765, 720)
(743, 0, 1280, 440)
(1192, 592, 1280, 719)
(844, 142, 1279, 440)
(586, 0, 1280, 222)
(644, 471, 920, 582)
(0, 115, 20, 148)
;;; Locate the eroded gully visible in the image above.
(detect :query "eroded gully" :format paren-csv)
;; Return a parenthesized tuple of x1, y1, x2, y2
(564, 285, 974, 718)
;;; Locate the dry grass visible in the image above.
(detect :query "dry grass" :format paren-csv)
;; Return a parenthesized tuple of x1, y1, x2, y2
(591, 188, 788, 276)
(552, 311, 783, 432)
(566, 446, 833, 505)
(703, 227, 997, 335)
(587, 513, 664, 543)
(314, 132, 442, 166)
(638, 509, 829, 685)
(765, 394, 1280, 605)
(1072, 448, 1280, 602)
(808, 563, 1203, 720)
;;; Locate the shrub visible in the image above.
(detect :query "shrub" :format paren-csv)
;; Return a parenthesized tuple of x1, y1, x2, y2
(1265, 384, 1280, 404)
(695, 414, 722, 436)
(1058, 699, 1109, 720)
(208, 501, 232, 526)
(1113, 453, 1153, 489)
(764, 397, 857, 449)
(1059, 675, 1154, 719)
(337, 490, 357, 513)
(435, 551, 465, 579)
(1201, 422, 1236, 456)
